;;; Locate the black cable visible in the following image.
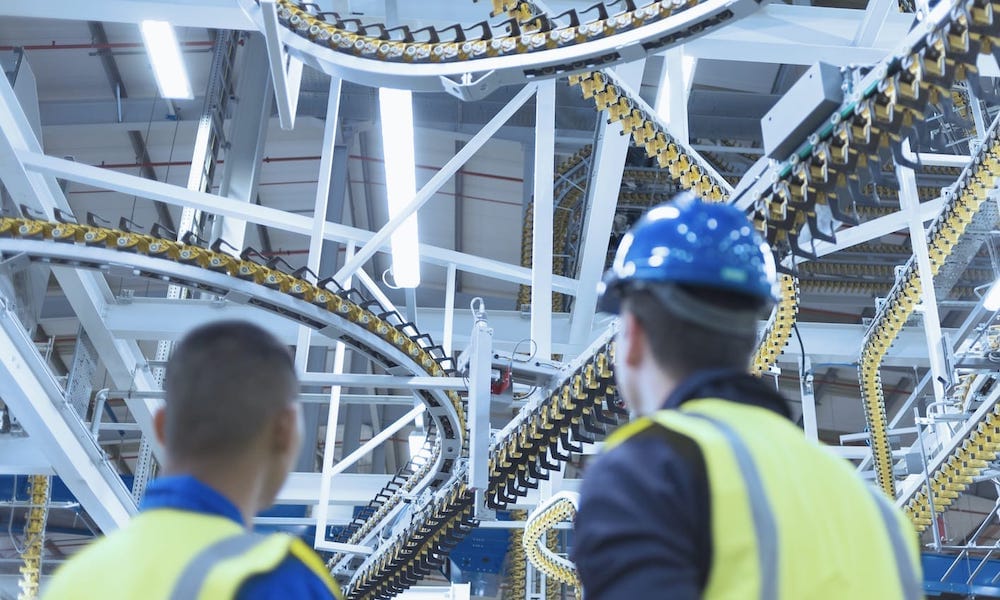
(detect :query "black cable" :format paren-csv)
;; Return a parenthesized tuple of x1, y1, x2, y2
(792, 323, 808, 428)
(792, 323, 806, 372)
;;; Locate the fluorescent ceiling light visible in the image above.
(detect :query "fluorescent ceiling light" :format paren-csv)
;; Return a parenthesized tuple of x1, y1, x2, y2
(379, 87, 421, 288)
(140, 20, 193, 100)
(985, 279, 1000, 311)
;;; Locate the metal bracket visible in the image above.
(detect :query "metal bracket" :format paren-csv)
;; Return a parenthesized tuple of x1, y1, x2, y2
(440, 70, 498, 102)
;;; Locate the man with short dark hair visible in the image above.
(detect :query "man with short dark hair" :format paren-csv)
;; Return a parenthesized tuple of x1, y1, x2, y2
(45, 321, 342, 599)
(571, 194, 922, 599)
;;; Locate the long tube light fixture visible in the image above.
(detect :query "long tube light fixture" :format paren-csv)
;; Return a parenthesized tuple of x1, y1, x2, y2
(379, 87, 421, 288)
(140, 20, 193, 100)
(984, 279, 1000, 311)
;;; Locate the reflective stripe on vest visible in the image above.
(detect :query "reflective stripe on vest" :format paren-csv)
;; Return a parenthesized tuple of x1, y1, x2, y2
(685, 412, 778, 600)
(41, 509, 343, 600)
(170, 533, 270, 600)
(867, 488, 923, 600)
(605, 399, 922, 599)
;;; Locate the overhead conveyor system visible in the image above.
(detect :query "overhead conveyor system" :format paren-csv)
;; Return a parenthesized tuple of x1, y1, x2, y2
(239, 0, 766, 97)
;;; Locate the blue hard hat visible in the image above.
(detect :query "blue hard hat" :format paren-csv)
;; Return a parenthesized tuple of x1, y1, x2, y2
(597, 193, 778, 315)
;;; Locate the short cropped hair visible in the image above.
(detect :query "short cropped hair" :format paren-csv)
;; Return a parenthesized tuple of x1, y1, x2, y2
(623, 286, 760, 379)
(164, 321, 298, 461)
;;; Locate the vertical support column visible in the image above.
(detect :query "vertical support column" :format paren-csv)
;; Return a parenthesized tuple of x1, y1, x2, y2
(898, 140, 947, 403)
(314, 241, 355, 552)
(531, 80, 556, 360)
(468, 305, 494, 518)
(569, 60, 646, 347)
(799, 355, 818, 442)
(525, 553, 546, 600)
(295, 76, 343, 372)
(655, 47, 696, 142)
(212, 32, 273, 249)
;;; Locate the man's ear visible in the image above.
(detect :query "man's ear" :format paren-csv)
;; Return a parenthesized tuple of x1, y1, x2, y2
(153, 408, 168, 448)
(270, 405, 297, 454)
(622, 311, 647, 368)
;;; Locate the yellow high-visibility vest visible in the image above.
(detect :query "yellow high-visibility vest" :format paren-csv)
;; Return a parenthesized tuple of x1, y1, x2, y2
(604, 398, 922, 600)
(43, 508, 343, 600)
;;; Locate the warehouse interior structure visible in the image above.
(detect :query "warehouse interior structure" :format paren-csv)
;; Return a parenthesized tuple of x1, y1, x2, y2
(2, 0, 1000, 597)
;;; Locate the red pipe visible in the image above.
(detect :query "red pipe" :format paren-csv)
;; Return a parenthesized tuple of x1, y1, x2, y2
(94, 154, 525, 184)
(0, 40, 213, 52)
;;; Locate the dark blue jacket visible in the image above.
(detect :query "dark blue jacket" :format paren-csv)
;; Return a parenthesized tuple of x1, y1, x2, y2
(141, 475, 335, 599)
(571, 369, 791, 599)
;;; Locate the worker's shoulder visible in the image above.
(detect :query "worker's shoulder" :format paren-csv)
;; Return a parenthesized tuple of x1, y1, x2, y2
(237, 543, 339, 600)
(584, 423, 707, 500)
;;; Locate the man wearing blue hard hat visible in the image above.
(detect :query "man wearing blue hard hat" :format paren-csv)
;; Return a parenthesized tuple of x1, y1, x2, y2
(571, 193, 921, 599)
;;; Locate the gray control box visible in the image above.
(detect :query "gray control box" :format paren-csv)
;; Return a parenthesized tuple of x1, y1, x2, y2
(760, 62, 844, 160)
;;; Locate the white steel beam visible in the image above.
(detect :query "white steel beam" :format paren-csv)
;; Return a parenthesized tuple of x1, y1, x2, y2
(443, 263, 457, 357)
(19, 151, 578, 294)
(531, 80, 555, 360)
(0, 437, 54, 476)
(328, 404, 425, 477)
(314, 243, 351, 552)
(685, 4, 1000, 76)
(853, 0, 897, 46)
(261, 0, 304, 130)
(793, 196, 946, 264)
(213, 32, 273, 249)
(468, 317, 494, 514)
(90, 299, 944, 365)
(0, 60, 165, 461)
(294, 76, 342, 373)
(0, 306, 135, 532)
(335, 84, 538, 284)
(898, 141, 947, 403)
(569, 60, 646, 348)
(656, 50, 694, 142)
(277, 472, 393, 505)
(297, 373, 467, 390)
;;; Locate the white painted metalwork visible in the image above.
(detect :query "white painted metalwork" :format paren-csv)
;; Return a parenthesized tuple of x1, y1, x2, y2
(329, 404, 426, 478)
(531, 80, 555, 361)
(467, 302, 494, 516)
(568, 60, 646, 348)
(334, 84, 538, 284)
(260, 0, 304, 129)
(0, 64, 166, 461)
(0, 300, 136, 532)
(898, 140, 947, 404)
(16, 152, 580, 294)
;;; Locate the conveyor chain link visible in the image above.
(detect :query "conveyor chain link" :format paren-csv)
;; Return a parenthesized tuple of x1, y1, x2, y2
(0, 217, 468, 592)
(502, 510, 528, 600)
(16, 474, 50, 600)
(524, 494, 581, 598)
(859, 110, 1000, 500)
(347, 483, 477, 600)
(902, 399, 1000, 531)
(568, 70, 728, 202)
(744, 0, 1000, 266)
(750, 274, 799, 376)
(345, 331, 626, 598)
(276, 0, 720, 67)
